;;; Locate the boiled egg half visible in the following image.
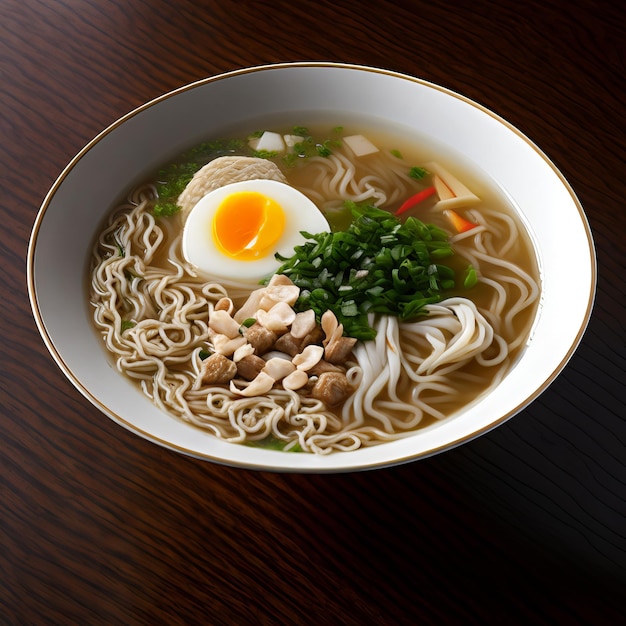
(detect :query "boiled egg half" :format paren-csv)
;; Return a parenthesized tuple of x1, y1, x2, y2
(182, 179, 329, 282)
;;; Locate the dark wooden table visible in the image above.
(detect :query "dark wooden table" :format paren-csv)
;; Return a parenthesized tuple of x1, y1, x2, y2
(2, 1, 624, 623)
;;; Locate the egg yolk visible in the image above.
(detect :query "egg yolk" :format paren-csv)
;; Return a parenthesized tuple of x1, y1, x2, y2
(212, 191, 286, 260)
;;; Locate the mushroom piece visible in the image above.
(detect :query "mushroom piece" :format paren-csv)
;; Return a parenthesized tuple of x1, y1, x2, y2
(319, 308, 356, 364)
(310, 372, 353, 407)
(232, 342, 255, 363)
(209, 309, 241, 338)
(321, 309, 341, 346)
(256, 301, 296, 333)
(200, 353, 237, 384)
(233, 288, 265, 324)
(292, 345, 324, 371)
(290, 309, 317, 339)
(177, 156, 287, 215)
(212, 334, 247, 357)
(262, 357, 296, 381)
(234, 275, 300, 323)
(230, 371, 276, 397)
(282, 369, 309, 391)
(258, 275, 300, 310)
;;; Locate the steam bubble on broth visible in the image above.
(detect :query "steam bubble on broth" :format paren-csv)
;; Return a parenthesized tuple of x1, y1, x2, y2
(89, 121, 540, 454)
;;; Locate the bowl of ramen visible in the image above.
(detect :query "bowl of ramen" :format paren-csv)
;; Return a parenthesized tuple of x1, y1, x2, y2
(27, 62, 596, 472)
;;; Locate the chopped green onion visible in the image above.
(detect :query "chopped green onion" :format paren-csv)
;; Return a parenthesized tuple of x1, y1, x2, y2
(409, 166, 429, 180)
(251, 149, 279, 159)
(464, 265, 479, 289)
(270, 203, 456, 340)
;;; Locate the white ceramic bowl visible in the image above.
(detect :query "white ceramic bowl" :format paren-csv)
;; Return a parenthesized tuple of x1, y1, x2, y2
(27, 63, 596, 472)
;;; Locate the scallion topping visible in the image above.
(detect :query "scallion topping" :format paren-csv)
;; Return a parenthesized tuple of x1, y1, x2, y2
(271, 203, 456, 340)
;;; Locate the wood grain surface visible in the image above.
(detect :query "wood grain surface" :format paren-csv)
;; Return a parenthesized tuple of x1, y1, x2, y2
(1, 0, 625, 624)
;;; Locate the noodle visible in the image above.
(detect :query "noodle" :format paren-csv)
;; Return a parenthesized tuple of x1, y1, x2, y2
(89, 126, 540, 453)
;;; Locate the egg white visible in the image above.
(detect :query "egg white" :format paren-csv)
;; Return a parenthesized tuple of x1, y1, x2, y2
(182, 179, 329, 283)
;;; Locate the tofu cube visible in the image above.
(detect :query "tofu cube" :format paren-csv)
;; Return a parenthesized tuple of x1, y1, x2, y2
(248, 131, 286, 153)
(343, 134, 379, 157)
(283, 134, 304, 152)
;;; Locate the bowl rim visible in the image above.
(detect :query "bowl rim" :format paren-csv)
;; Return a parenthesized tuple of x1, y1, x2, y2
(27, 61, 597, 472)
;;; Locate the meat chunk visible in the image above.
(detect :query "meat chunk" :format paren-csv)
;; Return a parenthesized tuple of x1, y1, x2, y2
(273, 332, 302, 357)
(200, 353, 237, 384)
(236, 354, 266, 381)
(274, 325, 325, 357)
(244, 322, 277, 355)
(178, 156, 287, 214)
(308, 359, 345, 376)
(300, 325, 324, 349)
(310, 372, 352, 407)
(324, 336, 357, 364)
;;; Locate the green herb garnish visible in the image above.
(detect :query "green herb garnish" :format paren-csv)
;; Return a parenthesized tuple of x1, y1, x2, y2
(251, 149, 279, 159)
(239, 318, 257, 334)
(463, 265, 479, 289)
(153, 201, 182, 217)
(151, 138, 245, 217)
(283, 128, 344, 166)
(245, 436, 303, 452)
(409, 166, 429, 180)
(271, 203, 456, 340)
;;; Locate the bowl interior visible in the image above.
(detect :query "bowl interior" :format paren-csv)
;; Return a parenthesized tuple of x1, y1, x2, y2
(28, 63, 596, 472)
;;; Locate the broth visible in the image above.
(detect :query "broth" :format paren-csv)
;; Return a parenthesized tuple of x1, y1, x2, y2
(89, 119, 540, 453)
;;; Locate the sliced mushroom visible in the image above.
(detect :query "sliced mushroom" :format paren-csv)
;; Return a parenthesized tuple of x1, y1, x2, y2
(310, 372, 352, 407)
(292, 344, 324, 371)
(200, 353, 237, 384)
(209, 309, 241, 338)
(262, 357, 296, 381)
(290, 309, 316, 339)
(282, 369, 309, 391)
(232, 342, 255, 362)
(256, 301, 296, 333)
(230, 371, 276, 396)
(212, 334, 247, 356)
(233, 275, 300, 323)
(258, 275, 300, 310)
(233, 287, 265, 323)
(321, 309, 341, 346)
